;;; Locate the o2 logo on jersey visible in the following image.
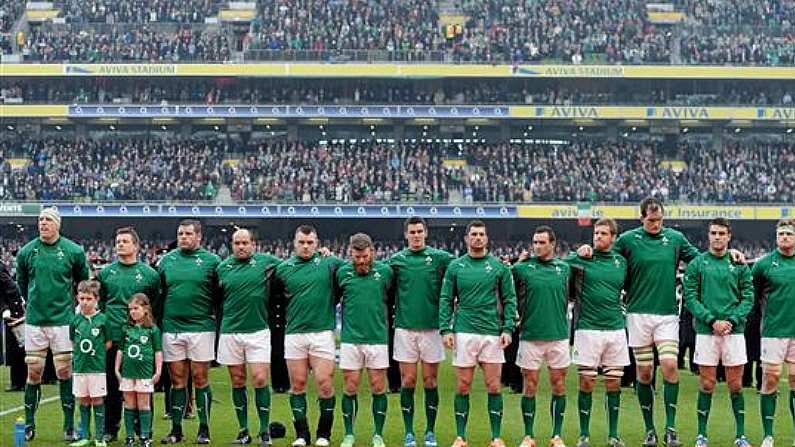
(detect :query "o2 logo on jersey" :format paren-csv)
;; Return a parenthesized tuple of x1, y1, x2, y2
(80, 339, 96, 356)
(127, 344, 142, 361)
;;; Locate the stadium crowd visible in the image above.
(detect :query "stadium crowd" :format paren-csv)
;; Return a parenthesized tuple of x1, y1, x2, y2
(20, 24, 231, 63)
(3, 78, 794, 107)
(60, 0, 217, 24)
(2, 138, 795, 204)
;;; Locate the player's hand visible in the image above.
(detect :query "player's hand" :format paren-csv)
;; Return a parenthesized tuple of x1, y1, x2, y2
(499, 332, 512, 348)
(518, 250, 530, 263)
(729, 249, 746, 264)
(577, 244, 594, 258)
(500, 255, 512, 266)
(319, 247, 332, 257)
(115, 371, 123, 383)
(152, 372, 161, 384)
(712, 320, 730, 335)
(443, 333, 455, 349)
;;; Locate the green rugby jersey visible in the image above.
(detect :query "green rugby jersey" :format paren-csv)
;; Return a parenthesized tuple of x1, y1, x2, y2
(439, 254, 517, 336)
(388, 246, 455, 330)
(614, 226, 699, 315)
(566, 250, 627, 331)
(512, 257, 570, 341)
(752, 250, 795, 338)
(273, 253, 344, 334)
(120, 324, 162, 379)
(683, 251, 754, 335)
(98, 260, 161, 342)
(158, 248, 221, 333)
(17, 236, 89, 326)
(217, 253, 281, 334)
(336, 261, 394, 344)
(70, 311, 110, 374)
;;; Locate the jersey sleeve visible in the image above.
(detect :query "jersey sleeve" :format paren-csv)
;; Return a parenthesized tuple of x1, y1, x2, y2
(678, 232, 701, 263)
(152, 327, 162, 352)
(729, 265, 755, 327)
(73, 247, 90, 284)
(499, 264, 518, 334)
(438, 263, 457, 335)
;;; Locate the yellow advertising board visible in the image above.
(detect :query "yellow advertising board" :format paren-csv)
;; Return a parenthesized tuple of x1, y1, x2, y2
(5, 63, 795, 80)
(516, 204, 783, 220)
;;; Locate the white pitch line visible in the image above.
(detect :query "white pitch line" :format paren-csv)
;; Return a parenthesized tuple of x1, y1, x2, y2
(0, 396, 59, 417)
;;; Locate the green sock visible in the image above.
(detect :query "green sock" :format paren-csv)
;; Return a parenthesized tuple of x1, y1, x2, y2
(400, 388, 415, 435)
(59, 379, 75, 431)
(454, 394, 469, 439)
(760, 392, 776, 437)
(24, 383, 41, 426)
(342, 394, 358, 436)
(487, 393, 503, 440)
(255, 387, 272, 435)
(551, 394, 566, 437)
(607, 391, 621, 439)
(521, 395, 536, 437)
(232, 387, 248, 430)
(94, 404, 105, 439)
(170, 387, 186, 428)
(290, 392, 308, 423)
(578, 391, 592, 437)
(424, 387, 439, 433)
(697, 390, 712, 437)
(372, 393, 387, 437)
(195, 386, 212, 426)
(123, 408, 137, 438)
(139, 409, 152, 439)
(663, 380, 679, 430)
(636, 382, 656, 432)
(79, 405, 91, 439)
(318, 395, 335, 438)
(731, 391, 745, 438)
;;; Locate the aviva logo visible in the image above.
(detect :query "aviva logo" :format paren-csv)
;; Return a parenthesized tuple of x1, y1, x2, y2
(536, 106, 599, 118)
(647, 107, 710, 119)
(757, 108, 795, 120)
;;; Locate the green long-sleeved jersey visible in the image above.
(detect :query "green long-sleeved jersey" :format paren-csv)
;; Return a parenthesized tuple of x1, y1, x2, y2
(614, 226, 699, 315)
(683, 251, 754, 335)
(336, 261, 394, 344)
(439, 253, 517, 336)
(17, 236, 89, 326)
(512, 257, 570, 341)
(388, 246, 455, 330)
(217, 253, 281, 334)
(98, 260, 161, 342)
(566, 250, 628, 331)
(752, 250, 795, 338)
(273, 253, 344, 334)
(158, 247, 221, 333)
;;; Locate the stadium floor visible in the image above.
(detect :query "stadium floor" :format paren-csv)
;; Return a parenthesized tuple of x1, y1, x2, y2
(0, 362, 792, 446)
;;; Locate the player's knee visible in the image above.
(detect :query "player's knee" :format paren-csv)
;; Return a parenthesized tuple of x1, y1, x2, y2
(53, 351, 72, 378)
(251, 372, 268, 389)
(456, 378, 472, 394)
(485, 375, 501, 394)
(422, 375, 437, 389)
(700, 377, 716, 393)
(728, 378, 743, 394)
(401, 372, 417, 388)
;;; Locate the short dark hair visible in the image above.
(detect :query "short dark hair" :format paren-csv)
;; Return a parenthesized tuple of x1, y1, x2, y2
(178, 219, 202, 234)
(640, 197, 664, 218)
(533, 225, 556, 243)
(594, 218, 619, 235)
(295, 225, 317, 237)
(115, 226, 140, 245)
(77, 280, 101, 297)
(465, 220, 486, 234)
(349, 233, 373, 250)
(403, 216, 427, 232)
(709, 217, 731, 233)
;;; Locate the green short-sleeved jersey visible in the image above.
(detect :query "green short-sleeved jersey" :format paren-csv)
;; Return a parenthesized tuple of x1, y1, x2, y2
(120, 324, 162, 379)
(70, 312, 110, 373)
